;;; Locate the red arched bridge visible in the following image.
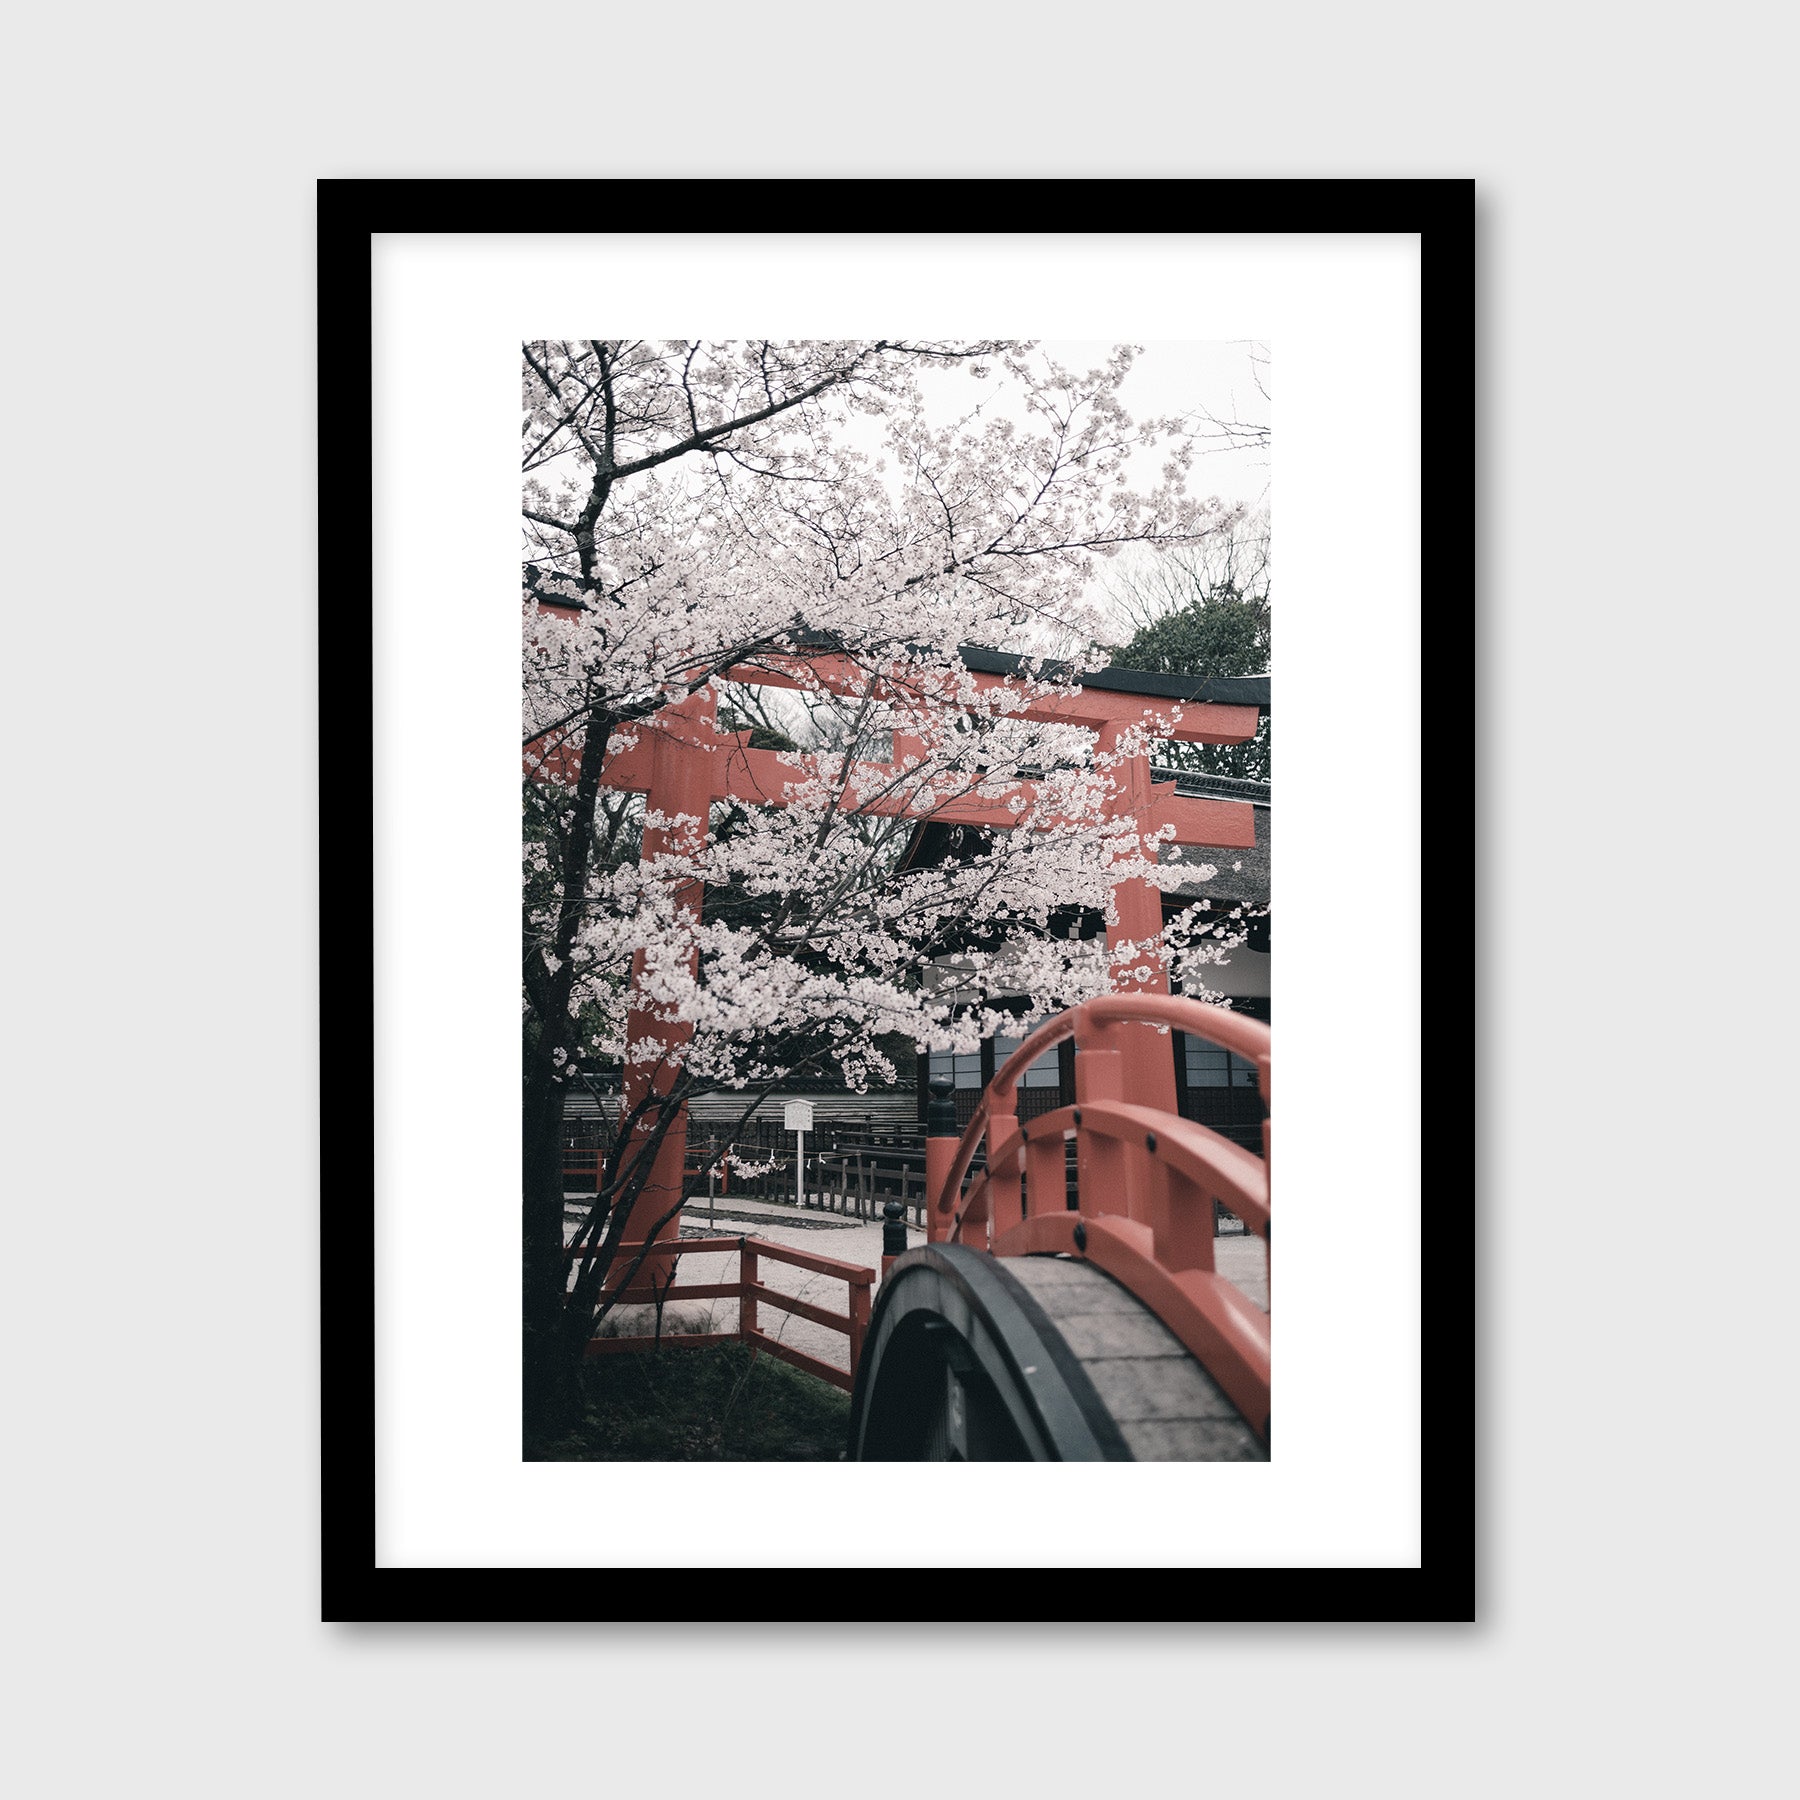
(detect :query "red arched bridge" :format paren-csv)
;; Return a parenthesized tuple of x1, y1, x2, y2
(582, 990, 1270, 1461)
(852, 990, 1269, 1461)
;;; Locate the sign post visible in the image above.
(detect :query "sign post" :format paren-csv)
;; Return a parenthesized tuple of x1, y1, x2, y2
(784, 1098, 815, 1209)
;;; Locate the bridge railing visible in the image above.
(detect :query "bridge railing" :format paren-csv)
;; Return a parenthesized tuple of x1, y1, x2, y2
(570, 1234, 874, 1393)
(928, 993, 1273, 1438)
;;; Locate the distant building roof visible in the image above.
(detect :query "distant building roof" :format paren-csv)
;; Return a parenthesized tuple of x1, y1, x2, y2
(523, 573, 1270, 713)
(1160, 803, 1270, 907)
(955, 646, 1269, 712)
(1154, 767, 1270, 807)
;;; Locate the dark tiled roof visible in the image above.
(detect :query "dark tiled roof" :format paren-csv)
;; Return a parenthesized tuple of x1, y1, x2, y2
(955, 645, 1269, 711)
(1155, 767, 1270, 806)
(1161, 805, 1271, 906)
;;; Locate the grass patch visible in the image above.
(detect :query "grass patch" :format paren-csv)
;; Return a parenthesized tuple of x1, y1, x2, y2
(530, 1341, 852, 1461)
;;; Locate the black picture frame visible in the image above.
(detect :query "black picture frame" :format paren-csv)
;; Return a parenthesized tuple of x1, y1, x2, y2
(321, 177, 1473, 1623)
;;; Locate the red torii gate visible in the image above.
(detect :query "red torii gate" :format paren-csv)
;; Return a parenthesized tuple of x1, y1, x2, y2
(541, 634, 1261, 1277)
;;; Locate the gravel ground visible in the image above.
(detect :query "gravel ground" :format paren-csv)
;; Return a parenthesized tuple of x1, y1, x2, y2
(1213, 1232, 1270, 1311)
(570, 1193, 1270, 1378)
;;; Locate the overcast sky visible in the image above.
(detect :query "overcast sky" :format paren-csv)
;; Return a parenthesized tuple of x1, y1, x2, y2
(909, 338, 1270, 508)
(1043, 337, 1270, 509)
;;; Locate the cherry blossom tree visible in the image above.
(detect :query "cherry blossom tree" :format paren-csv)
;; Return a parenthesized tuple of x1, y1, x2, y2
(521, 340, 1248, 1436)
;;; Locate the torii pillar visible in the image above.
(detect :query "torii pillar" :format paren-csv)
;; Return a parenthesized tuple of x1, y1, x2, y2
(615, 687, 716, 1287)
(1096, 719, 1180, 1116)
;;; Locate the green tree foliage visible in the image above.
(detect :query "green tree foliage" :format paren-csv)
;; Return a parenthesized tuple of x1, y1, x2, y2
(1111, 508, 1270, 781)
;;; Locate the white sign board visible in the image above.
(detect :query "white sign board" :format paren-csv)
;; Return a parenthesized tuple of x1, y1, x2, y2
(783, 1099, 815, 1133)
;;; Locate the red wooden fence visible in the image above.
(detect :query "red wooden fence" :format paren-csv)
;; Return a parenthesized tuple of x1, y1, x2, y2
(569, 1234, 874, 1393)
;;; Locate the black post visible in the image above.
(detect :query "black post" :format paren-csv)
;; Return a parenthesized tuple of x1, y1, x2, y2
(881, 1198, 907, 1281)
(926, 1071, 957, 1138)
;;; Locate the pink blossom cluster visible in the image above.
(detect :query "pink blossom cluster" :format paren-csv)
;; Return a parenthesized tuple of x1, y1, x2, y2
(522, 341, 1251, 1100)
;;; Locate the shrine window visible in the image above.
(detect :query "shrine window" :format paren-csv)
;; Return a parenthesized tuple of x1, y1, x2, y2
(993, 1022, 1061, 1088)
(1182, 1036, 1261, 1089)
(927, 1049, 984, 1089)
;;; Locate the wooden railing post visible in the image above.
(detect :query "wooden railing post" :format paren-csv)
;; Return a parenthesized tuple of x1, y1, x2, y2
(1146, 1146, 1213, 1276)
(848, 1277, 871, 1377)
(738, 1238, 758, 1346)
(1072, 1011, 1130, 1225)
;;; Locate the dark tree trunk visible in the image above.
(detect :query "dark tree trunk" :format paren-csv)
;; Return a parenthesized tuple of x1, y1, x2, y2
(522, 1053, 578, 1446)
(522, 704, 615, 1447)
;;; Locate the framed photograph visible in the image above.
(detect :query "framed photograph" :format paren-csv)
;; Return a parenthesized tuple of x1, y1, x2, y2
(323, 178, 1471, 1620)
